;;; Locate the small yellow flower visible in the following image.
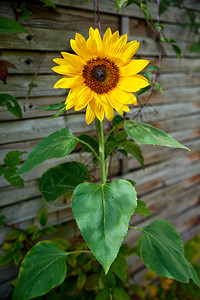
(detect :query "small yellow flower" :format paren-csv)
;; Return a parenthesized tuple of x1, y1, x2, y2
(52, 28, 149, 124)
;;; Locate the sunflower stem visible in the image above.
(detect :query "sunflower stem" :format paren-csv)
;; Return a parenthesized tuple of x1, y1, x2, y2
(76, 138, 101, 162)
(96, 119, 106, 184)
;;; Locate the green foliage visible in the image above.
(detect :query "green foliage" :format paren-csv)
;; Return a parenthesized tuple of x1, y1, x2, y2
(47, 107, 66, 119)
(0, 250, 15, 266)
(113, 287, 131, 299)
(0, 214, 6, 226)
(43, 0, 56, 9)
(154, 82, 163, 93)
(38, 206, 48, 227)
(135, 199, 151, 216)
(39, 101, 66, 118)
(115, 0, 127, 12)
(136, 219, 200, 286)
(0, 94, 22, 118)
(16, 2, 32, 21)
(0, 17, 27, 34)
(72, 179, 137, 273)
(124, 120, 189, 150)
(18, 128, 77, 175)
(39, 162, 88, 203)
(111, 252, 127, 281)
(13, 241, 67, 300)
(78, 134, 99, 153)
(39, 101, 65, 111)
(190, 39, 200, 53)
(0, 151, 25, 187)
(120, 140, 144, 167)
(112, 115, 127, 129)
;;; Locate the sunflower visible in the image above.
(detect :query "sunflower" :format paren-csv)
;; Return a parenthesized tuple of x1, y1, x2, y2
(52, 28, 149, 125)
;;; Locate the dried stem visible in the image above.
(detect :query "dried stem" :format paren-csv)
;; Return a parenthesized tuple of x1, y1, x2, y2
(95, 0, 103, 38)
(133, 0, 162, 119)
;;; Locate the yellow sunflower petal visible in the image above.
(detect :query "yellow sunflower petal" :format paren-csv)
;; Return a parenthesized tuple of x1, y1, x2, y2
(65, 100, 75, 110)
(118, 75, 149, 92)
(121, 59, 149, 76)
(73, 87, 92, 106)
(54, 76, 83, 89)
(87, 29, 103, 57)
(110, 88, 137, 105)
(103, 28, 112, 49)
(61, 52, 84, 65)
(119, 41, 140, 64)
(70, 34, 90, 61)
(65, 89, 73, 105)
(86, 100, 96, 124)
(106, 94, 129, 115)
(52, 65, 82, 76)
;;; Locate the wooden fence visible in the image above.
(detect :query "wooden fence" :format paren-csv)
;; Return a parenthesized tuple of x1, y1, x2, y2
(0, 0, 200, 296)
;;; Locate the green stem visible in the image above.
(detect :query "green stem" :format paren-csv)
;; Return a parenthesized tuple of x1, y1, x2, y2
(76, 138, 101, 162)
(66, 250, 91, 256)
(104, 127, 116, 143)
(105, 157, 109, 179)
(96, 119, 106, 184)
(129, 226, 142, 231)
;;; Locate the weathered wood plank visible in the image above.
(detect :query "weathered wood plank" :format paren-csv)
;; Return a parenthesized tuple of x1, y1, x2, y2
(0, 109, 199, 145)
(0, 123, 198, 166)
(1, 51, 200, 75)
(0, 90, 199, 121)
(0, 27, 163, 56)
(0, 113, 96, 145)
(0, 140, 199, 201)
(1, 73, 200, 99)
(121, 155, 200, 194)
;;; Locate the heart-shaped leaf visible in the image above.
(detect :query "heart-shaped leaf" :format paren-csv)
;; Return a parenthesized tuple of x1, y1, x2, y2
(137, 219, 200, 286)
(124, 120, 189, 150)
(18, 128, 77, 174)
(72, 179, 137, 273)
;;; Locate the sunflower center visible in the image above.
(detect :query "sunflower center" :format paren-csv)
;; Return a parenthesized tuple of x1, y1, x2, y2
(92, 66, 107, 82)
(82, 58, 120, 94)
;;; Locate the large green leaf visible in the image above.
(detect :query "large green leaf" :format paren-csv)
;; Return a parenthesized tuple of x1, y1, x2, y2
(13, 241, 67, 300)
(0, 17, 27, 34)
(72, 179, 137, 273)
(137, 219, 200, 286)
(39, 162, 88, 202)
(124, 120, 189, 150)
(18, 128, 77, 174)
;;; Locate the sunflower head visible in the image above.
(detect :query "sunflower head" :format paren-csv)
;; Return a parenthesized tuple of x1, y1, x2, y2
(52, 27, 149, 125)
